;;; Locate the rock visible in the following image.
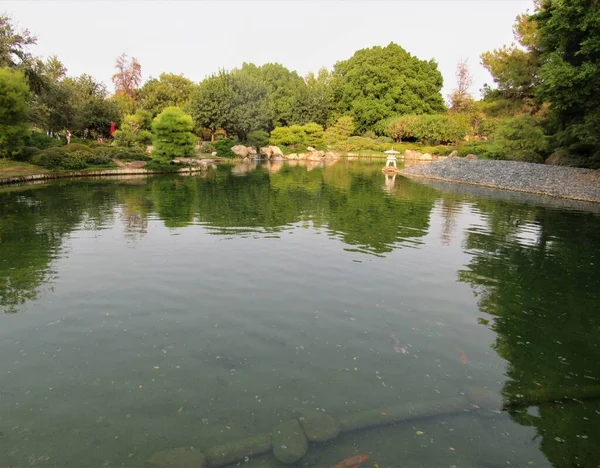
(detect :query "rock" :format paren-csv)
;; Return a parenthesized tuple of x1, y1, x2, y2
(297, 153, 307, 160)
(466, 387, 503, 412)
(211, 151, 217, 157)
(324, 151, 342, 160)
(272, 419, 308, 464)
(465, 154, 478, 160)
(405, 150, 422, 159)
(260, 147, 272, 159)
(298, 410, 340, 442)
(448, 150, 458, 158)
(419, 153, 433, 160)
(247, 147, 257, 156)
(306, 150, 325, 161)
(231, 145, 249, 158)
(286, 153, 298, 160)
(126, 161, 147, 169)
(146, 447, 206, 468)
(545, 151, 565, 165)
(269, 146, 284, 158)
(307, 146, 316, 152)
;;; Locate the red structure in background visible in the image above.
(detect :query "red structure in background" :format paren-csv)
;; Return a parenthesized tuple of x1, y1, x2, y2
(110, 121, 116, 137)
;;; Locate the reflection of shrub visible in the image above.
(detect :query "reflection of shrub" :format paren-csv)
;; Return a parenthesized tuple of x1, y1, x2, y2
(247, 130, 269, 148)
(490, 116, 548, 163)
(213, 138, 235, 157)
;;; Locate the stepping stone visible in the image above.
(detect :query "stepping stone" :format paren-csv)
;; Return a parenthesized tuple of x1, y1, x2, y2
(272, 419, 308, 464)
(298, 410, 340, 442)
(146, 446, 206, 468)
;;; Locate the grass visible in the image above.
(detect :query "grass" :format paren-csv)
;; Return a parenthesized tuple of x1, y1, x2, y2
(0, 159, 49, 178)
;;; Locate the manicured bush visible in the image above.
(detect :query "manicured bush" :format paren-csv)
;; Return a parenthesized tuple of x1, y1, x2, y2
(199, 141, 216, 154)
(213, 138, 236, 158)
(94, 146, 149, 161)
(151, 106, 196, 159)
(31, 147, 70, 169)
(270, 123, 324, 148)
(382, 114, 469, 144)
(11, 146, 41, 162)
(85, 152, 112, 165)
(324, 116, 354, 144)
(60, 151, 88, 170)
(25, 132, 63, 149)
(64, 143, 93, 153)
(246, 130, 269, 148)
(490, 116, 548, 162)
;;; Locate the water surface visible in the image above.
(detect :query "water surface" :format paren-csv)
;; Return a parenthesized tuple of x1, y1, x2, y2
(1, 160, 599, 467)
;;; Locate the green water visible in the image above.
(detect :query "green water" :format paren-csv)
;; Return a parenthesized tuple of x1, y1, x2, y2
(1, 160, 599, 468)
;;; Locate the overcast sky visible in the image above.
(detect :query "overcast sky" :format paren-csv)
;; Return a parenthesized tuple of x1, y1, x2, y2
(5, 0, 533, 99)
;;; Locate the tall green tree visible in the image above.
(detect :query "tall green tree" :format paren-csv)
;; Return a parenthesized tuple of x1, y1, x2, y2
(0, 67, 30, 158)
(330, 43, 445, 133)
(292, 68, 332, 126)
(139, 72, 195, 116)
(189, 71, 234, 138)
(151, 106, 196, 159)
(535, 0, 600, 153)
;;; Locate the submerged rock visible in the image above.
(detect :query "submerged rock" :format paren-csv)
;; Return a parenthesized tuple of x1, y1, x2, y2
(298, 410, 340, 442)
(146, 446, 206, 468)
(272, 419, 308, 464)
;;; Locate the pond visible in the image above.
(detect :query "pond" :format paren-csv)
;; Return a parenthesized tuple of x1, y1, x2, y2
(1, 160, 599, 468)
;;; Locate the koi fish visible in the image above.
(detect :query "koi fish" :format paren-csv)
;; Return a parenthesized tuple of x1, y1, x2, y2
(331, 454, 369, 468)
(389, 332, 408, 354)
(457, 347, 468, 364)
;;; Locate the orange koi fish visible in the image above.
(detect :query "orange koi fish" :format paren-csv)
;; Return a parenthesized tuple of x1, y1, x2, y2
(331, 454, 369, 468)
(457, 347, 468, 364)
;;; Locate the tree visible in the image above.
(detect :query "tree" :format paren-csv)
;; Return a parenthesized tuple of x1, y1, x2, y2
(292, 68, 332, 126)
(151, 106, 195, 159)
(139, 72, 195, 116)
(534, 0, 600, 153)
(189, 71, 235, 138)
(0, 15, 36, 68)
(112, 53, 142, 98)
(114, 110, 152, 148)
(448, 59, 474, 112)
(481, 13, 541, 106)
(330, 43, 445, 133)
(324, 116, 354, 144)
(0, 67, 30, 158)
(491, 115, 548, 162)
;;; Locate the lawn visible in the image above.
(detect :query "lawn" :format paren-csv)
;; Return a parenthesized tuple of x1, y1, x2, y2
(0, 159, 49, 178)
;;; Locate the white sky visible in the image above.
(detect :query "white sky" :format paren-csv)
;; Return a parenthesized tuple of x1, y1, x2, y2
(4, 0, 533, 99)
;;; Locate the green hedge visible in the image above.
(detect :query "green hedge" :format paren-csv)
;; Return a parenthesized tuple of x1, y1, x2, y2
(270, 123, 325, 148)
(379, 114, 470, 145)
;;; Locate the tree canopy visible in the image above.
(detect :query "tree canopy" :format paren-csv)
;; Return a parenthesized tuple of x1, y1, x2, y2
(330, 43, 445, 133)
(0, 67, 30, 158)
(139, 72, 194, 117)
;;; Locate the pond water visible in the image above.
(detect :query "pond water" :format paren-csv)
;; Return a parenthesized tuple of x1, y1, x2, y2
(1, 160, 599, 468)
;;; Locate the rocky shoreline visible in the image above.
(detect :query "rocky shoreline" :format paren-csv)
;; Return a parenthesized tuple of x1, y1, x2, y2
(400, 158, 600, 203)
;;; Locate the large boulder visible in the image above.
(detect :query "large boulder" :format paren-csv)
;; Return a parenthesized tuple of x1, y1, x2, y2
(306, 146, 316, 152)
(147, 447, 206, 468)
(405, 150, 422, 159)
(272, 419, 308, 464)
(418, 153, 433, 160)
(247, 147, 257, 156)
(269, 146, 284, 158)
(545, 151, 565, 165)
(298, 410, 340, 442)
(324, 151, 342, 160)
(286, 153, 298, 160)
(231, 145, 249, 158)
(297, 153, 307, 160)
(448, 150, 458, 158)
(260, 146, 273, 159)
(307, 150, 325, 161)
(464, 154, 478, 160)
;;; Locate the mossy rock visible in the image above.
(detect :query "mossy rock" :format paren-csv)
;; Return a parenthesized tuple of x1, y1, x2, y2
(146, 446, 206, 468)
(272, 419, 308, 464)
(298, 410, 340, 442)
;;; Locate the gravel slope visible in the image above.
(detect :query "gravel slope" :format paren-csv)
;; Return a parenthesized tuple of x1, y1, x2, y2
(400, 159, 600, 203)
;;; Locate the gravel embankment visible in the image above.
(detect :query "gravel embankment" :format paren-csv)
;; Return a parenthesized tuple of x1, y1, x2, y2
(400, 159, 600, 203)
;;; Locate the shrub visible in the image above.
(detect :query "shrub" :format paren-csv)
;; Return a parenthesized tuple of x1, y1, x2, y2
(11, 146, 41, 162)
(31, 147, 69, 169)
(303, 123, 325, 148)
(151, 106, 196, 159)
(246, 130, 269, 148)
(114, 110, 153, 148)
(61, 151, 88, 170)
(382, 114, 469, 144)
(363, 130, 376, 139)
(213, 138, 236, 158)
(270, 123, 324, 148)
(94, 146, 149, 161)
(64, 143, 93, 153)
(85, 152, 112, 165)
(25, 132, 63, 149)
(325, 116, 354, 144)
(490, 116, 548, 163)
